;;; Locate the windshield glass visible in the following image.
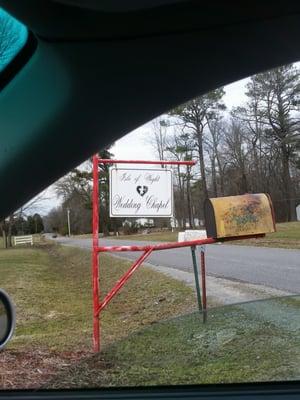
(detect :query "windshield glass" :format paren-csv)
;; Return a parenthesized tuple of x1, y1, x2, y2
(0, 8, 28, 72)
(0, 10, 299, 389)
(47, 295, 300, 388)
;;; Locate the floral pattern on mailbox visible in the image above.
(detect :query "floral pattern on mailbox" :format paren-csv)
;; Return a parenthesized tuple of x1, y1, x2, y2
(204, 193, 276, 239)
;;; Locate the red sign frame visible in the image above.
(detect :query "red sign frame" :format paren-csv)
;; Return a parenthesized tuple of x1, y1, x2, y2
(91, 155, 265, 351)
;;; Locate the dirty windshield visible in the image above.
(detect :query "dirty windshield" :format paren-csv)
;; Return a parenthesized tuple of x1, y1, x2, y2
(0, 7, 299, 390)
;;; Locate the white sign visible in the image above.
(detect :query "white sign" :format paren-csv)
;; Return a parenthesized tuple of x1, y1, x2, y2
(110, 168, 173, 217)
(177, 230, 207, 242)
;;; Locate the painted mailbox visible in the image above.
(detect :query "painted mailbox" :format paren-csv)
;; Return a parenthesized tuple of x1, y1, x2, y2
(204, 193, 276, 239)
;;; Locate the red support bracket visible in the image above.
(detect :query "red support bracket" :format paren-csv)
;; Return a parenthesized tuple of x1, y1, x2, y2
(96, 248, 153, 316)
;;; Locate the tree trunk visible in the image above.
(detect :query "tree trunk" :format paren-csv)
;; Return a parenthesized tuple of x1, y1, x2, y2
(281, 144, 296, 221)
(186, 167, 194, 228)
(0, 221, 7, 249)
(177, 165, 185, 229)
(181, 180, 186, 229)
(241, 171, 249, 193)
(216, 155, 224, 196)
(197, 130, 209, 199)
(211, 155, 218, 197)
(3, 229, 7, 249)
(7, 215, 13, 247)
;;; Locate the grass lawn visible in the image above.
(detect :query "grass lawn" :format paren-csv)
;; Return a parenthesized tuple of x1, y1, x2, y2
(110, 222, 300, 249)
(0, 243, 196, 389)
(0, 242, 299, 389)
(231, 221, 300, 249)
(49, 296, 300, 388)
(0, 245, 196, 389)
(113, 230, 179, 242)
(70, 231, 179, 242)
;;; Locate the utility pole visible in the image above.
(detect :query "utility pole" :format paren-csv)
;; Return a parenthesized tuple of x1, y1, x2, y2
(67, 208, 71, 237)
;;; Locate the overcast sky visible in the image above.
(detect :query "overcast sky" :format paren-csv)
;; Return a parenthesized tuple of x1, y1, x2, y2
(111, 77, 249, 160)
(38, 76, 250, 214)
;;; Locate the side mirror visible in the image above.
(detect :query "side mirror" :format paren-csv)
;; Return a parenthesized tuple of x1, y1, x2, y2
(0, 289, 15, 350)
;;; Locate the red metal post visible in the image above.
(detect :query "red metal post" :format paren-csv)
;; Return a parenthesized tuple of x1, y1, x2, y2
(200, 248, 207, 323)
(98, 158, 196, 166)
(96, 237, 217, 253)
(97, 249, 153, 314)
(92, 155, 100, 352)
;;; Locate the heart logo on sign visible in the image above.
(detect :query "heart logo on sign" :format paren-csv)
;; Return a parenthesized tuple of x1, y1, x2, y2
(136, 185, 148, 197)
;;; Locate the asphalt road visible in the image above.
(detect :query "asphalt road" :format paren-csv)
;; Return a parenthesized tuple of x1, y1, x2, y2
(53, 236, 300, 294)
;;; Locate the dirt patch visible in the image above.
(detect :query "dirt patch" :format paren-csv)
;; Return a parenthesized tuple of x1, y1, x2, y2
(0, 349, 91, 389)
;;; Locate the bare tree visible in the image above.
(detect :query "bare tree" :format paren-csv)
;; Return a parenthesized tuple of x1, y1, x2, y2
(223, 118, 249, 194)
(147, 117, 170, 161)
(205, 119, 226, 196)
(164, 131, 187, 228)
(170, 89, 226, 200)
(233, 65, 300, 220)
(165, 129, 197, 228)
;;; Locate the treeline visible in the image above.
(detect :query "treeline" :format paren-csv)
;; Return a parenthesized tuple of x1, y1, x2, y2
(0, 213, 44, 248)
(153, 63, 300, 226)
(43, 150, 122, 235)
(45, 63, 300, 234)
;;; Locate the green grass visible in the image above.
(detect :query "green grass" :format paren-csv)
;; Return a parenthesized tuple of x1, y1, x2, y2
(0, 244, 196, 351)
(1, 243, 299, 388)
(49, 296, 300, 388)
(114, 231, 179, 242)
(71, 231, 179, 242)
(270, 221, 300, 239)
(113, 222, 300, 249)
(232, 221, 300, 249)
(0, 243, 199, 389)
(70, 233, 93, 239)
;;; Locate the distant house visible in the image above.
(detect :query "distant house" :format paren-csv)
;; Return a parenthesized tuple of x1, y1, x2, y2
(136, 218, 155, 227)
(122, 218, 154, 227)
(174, 218, 204, 228)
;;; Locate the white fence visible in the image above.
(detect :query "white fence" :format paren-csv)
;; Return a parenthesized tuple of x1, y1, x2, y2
(14, 235, 33, 246)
